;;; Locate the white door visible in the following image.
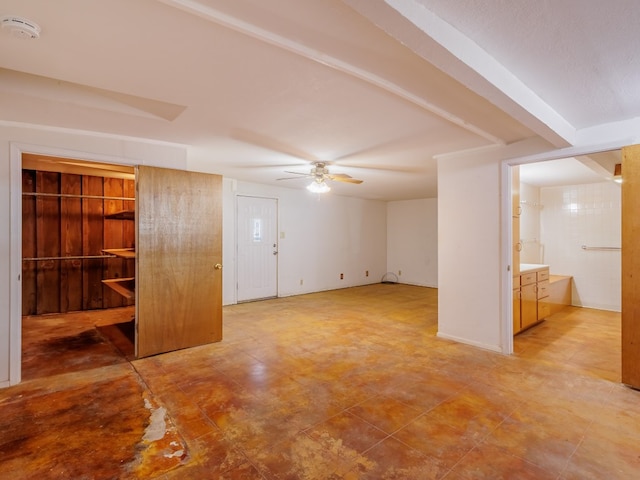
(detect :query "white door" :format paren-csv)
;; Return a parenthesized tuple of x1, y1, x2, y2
(237, 196, 278, 302)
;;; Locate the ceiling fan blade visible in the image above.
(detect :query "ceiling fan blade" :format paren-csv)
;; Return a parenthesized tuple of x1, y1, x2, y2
(328, 173, 353, 179)
(329, 176, 363, 184)
(278, 171, 313, 180)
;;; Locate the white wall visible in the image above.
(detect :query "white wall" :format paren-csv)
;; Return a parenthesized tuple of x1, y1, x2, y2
(218, 180, 387, 305)
(0, 135, 10, 387)
(0, 123, 188, 387)
(221, 178, 237, 306)
(187, 154, 388, 305)
(437, 150, 503, 351)
(387, 199, 437, 287)
(540, 182, 621, 311)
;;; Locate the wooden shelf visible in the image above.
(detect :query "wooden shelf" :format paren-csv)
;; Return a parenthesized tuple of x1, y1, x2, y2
(103, 207, 135, 298)
(102, 277, 135, 300)
(102, 248, 136, 259)
(105, 209, 135, 220)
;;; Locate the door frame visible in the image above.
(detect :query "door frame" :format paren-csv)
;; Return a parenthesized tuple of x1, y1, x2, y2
(235, 194, 279, 302)
(500, 140, 629, 355)
(8, 142, 136, 386)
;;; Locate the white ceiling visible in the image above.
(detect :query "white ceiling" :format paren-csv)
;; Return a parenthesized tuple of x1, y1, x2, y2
(0, 0, 637, 200)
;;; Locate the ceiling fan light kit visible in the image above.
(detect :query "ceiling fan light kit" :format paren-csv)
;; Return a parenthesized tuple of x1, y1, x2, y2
(307, 179, 331, 193)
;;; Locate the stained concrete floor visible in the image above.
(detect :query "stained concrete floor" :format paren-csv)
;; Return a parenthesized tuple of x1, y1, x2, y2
(1, 284, 638, 479)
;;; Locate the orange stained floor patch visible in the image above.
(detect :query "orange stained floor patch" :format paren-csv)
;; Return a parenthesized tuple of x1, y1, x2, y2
(0, 363, 186, 479)
(1, 308, 185, 479)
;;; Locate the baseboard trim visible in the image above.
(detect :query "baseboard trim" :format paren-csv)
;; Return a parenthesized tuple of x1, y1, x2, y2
(436, 332, 503, 353)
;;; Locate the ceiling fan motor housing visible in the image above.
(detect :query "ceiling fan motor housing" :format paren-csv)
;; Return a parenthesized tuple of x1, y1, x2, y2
(311, 163, 329, 177)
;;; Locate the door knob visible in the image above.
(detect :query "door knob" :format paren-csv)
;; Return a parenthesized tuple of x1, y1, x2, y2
(214, 263, 223, 269)
(273, 251, 278, 255)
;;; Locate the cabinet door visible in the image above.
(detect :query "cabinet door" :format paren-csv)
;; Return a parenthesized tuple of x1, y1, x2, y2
(136, 166, 223, 358)
(538, 301, 551, 321)
(513, 287, 522, 334)
(521, 283, 537, 329)
(537, 280, 549, 299)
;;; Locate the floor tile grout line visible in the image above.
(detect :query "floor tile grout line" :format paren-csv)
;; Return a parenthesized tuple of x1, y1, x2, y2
(480, 406, 586, 479)
(556, 435, 586, 480)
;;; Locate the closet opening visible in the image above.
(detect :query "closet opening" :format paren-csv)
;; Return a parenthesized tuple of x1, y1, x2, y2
(21, 153, 137, 381)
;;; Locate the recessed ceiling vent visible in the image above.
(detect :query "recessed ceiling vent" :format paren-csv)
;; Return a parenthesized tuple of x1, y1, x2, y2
(1, 15, 40, 39)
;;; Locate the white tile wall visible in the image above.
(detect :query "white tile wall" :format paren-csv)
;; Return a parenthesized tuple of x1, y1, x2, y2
(540, 182, 621, 311)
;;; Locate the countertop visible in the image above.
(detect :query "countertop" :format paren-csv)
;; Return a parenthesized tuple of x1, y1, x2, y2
(520, 263, 549, 273)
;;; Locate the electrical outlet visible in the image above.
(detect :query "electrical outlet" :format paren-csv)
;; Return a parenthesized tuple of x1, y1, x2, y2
(300, 279, 303, 285)
(398, 270, 402, 276)
(340, 273, 344, 280)
(366, 270, 369, 277)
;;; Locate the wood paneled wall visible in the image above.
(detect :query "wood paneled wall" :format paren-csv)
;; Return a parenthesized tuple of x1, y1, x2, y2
(22, 170, 135, 315)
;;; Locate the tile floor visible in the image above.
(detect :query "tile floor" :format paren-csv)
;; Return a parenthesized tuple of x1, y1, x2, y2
(1, 284, 639, 479)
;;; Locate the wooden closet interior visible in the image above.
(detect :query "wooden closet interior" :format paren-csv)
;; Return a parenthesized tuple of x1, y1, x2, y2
(22, 154, 136, 316)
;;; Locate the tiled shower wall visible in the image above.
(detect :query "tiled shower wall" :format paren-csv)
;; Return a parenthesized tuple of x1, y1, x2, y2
(540, 182, 621, 311)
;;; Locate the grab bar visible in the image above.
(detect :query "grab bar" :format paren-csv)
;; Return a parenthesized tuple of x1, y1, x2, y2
(581, 245, 621, 251)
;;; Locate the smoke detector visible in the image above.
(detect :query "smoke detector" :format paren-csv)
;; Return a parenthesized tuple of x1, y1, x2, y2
(1, 15, 40, 39)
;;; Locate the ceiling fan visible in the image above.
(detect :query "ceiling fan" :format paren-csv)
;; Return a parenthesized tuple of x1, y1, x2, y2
(278, 162, 363, 193)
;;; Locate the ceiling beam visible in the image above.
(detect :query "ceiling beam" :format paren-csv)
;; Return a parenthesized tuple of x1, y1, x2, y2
(346, 0, 576, 148)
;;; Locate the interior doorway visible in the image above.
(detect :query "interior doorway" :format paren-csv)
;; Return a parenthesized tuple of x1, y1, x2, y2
(236, 195, 278, 302)
(518, 156, 621, 313)
(508, 151, 622, 381)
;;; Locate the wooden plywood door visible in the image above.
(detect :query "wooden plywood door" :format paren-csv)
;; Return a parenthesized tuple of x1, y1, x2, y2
(622, 144, 640, 388)
(136, 166, 223, 358)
